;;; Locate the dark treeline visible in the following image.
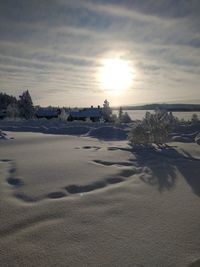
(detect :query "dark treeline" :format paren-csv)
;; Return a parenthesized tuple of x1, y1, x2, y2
(0, 93, 18, 110)
(0, 90, 34, 119)
(113, 103, 200, 112)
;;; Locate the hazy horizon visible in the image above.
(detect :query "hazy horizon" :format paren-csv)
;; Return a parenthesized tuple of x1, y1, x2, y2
(1, 0, 200, 106)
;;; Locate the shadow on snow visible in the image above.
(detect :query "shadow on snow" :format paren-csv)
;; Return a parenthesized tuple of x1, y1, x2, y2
(115, 144, 200, 196)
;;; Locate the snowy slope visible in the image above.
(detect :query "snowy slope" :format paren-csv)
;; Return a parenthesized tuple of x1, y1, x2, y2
(0, 132, 200, 266)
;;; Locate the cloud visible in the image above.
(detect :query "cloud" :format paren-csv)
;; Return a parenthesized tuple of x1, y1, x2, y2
(83, 0, 200, 19)
(0, 0, 200, 105)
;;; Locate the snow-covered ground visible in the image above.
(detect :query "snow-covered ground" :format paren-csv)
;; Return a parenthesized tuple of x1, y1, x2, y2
(0, 119, 130, 140)
(0, 122, 200, 266)
(0, 119, 200, 142)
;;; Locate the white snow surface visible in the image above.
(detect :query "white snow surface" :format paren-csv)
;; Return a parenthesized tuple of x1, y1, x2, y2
(0, 131, 200, 267)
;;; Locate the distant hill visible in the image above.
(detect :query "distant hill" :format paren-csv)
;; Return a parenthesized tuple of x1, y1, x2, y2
(113, 103, 200, 112)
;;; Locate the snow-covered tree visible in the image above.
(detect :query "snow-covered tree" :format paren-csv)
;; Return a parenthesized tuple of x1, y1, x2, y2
(191, 113, 199, 124)
(18, 90, 34, 119)
(118, 107, 123, 121)
(120, 112, 132, 123)
(6, 103, 20, 118)
(129, 109, 176, 145)
(128, 123, 149, 144)
(102, 99, 112, 122)
(0, 92, 17, 110)
(111, 113, 118, 123)
(59, 108, 68, 121)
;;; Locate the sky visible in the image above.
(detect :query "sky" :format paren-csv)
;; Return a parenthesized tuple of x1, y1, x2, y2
(0, 0, 200, 107)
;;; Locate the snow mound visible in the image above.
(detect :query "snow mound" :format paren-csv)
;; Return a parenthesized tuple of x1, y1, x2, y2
(0, 130, 7, 140)
(86, 126, 127, 140)
(0, 125, 91, 136)
(195, 132, 200, 145)
(0, 121, 129, 140)
(49, 126, 91, 135)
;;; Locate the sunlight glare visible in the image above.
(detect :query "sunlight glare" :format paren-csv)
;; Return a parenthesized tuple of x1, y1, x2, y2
(99, 58, 133, 93)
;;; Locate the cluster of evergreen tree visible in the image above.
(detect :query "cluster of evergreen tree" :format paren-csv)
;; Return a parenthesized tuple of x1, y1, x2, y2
(0, 90, 34, 119)
(0, 93, 17, 110)
(101, 100, 132, 123)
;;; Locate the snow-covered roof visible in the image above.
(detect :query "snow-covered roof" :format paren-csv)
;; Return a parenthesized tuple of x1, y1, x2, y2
(70, 108, 102, 118)
(35, 108, 60, 117)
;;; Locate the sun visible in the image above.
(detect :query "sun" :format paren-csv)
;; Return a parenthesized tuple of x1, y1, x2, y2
(99, 58, 133, 93)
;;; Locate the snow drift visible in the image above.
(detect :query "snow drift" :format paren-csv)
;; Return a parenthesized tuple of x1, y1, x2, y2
(0, 120, 129, 140)
(195, 132, 200, 145)
(0, 130, 8, 140)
